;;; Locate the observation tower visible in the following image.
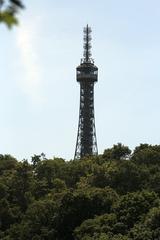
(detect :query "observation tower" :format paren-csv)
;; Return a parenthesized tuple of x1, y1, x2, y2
(74, 25, 98, 159)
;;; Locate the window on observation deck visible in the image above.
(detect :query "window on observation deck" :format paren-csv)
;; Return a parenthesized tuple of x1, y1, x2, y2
(93, 70, 98, 76)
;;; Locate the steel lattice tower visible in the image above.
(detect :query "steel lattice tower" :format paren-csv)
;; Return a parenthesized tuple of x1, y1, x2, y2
(74, 25, 98, 159)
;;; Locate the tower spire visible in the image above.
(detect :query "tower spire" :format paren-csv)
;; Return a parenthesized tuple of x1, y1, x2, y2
(74, 25, 98, 160)
(83, 24, 92, 63)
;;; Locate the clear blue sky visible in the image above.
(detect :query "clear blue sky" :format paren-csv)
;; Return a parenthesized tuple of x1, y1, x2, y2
(1, 0, 160, 160)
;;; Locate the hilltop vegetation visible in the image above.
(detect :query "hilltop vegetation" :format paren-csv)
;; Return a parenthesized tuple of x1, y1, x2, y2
(0, 143, 160, 239)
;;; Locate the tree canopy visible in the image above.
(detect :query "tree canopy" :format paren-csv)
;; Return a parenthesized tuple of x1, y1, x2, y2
(1, 143, 160, 239)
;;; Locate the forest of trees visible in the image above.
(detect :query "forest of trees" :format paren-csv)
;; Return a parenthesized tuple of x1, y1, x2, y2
(0, 143, 160, 239)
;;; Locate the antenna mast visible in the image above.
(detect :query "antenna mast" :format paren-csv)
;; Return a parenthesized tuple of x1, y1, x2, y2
(83, 24, 92, 62)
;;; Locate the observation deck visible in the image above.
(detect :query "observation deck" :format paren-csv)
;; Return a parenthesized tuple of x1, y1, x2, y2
(76, 63, 98, 82)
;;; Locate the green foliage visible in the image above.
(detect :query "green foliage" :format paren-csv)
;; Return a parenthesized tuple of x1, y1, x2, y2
(20, 199, 56, 239)
(35, 158, 66, 187)
(129, 223, 152, 240)
(53, 187, 118, 240)
(90, 160, 148, 194)
(9, 160, 35, 211)
(103, 143, 131, 160)
(0, 0, 24, 28)
(0, 154, 17, 173)
(1, 144, 160, 239)
(114, 190, 159, 229)
(74, 213, 118, 239)
(132, 144, 160, 165)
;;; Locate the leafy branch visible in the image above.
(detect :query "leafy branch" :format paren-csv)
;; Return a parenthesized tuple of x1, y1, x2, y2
(0, 0, 24, 28)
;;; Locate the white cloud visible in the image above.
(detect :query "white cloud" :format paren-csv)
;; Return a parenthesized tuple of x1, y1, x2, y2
(15, 16, 45, 104)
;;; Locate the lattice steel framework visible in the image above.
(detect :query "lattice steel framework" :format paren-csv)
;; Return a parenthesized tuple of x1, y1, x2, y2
(74, 25, 98, 159)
